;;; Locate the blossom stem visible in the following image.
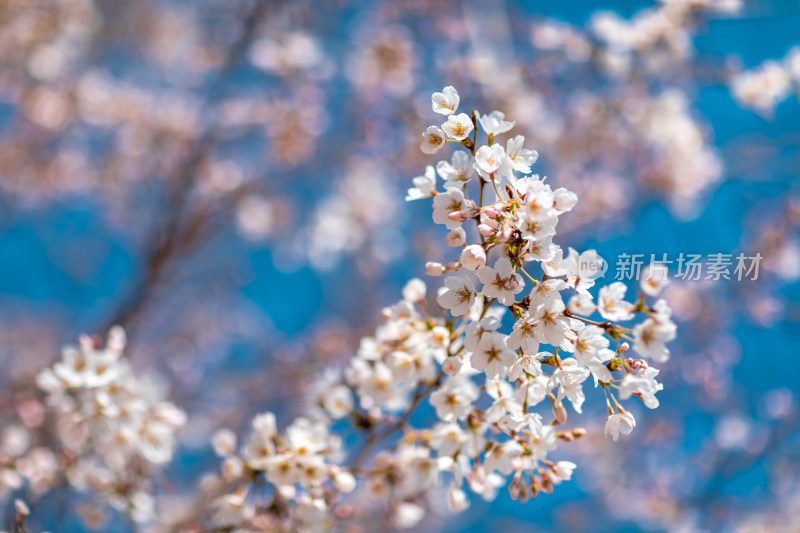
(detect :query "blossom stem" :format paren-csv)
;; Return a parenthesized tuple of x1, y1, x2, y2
(563, 310, 610, 328)
(519, 267, 538, 285)
(349, 370, 446, 473)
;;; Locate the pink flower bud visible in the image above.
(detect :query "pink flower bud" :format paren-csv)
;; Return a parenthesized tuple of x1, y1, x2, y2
(478, 224, 495, 237)
(448, 207, 478, 222)
(540, 473, 554, 494)
(552, 403, 567, 425)
(445, 260, 460, 271)
(460, 245, 487, 271)
(426, 262, 446, 277)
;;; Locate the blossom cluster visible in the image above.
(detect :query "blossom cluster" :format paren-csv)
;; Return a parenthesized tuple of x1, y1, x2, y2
(197, 87, 678, 531)
(32, 327, 186, 524)
(731, 47, 800, 114)
(206, 413, 355, 531)
(0, 2, 795, 531)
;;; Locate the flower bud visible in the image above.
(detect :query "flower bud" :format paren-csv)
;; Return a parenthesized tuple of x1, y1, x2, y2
(478, 224, 496, 237)
(551, 461, 577, 481)
(447, 485, 469, 512)
(552, 402, 567, 425)
(211, 429, 237, 457)
(446, 228, 466, 247)
(332, 469, 357, 493)
(540, 472, 554, 494)
(402, 278, 427, 302)
(425, 262, 446, 277)
(442, 356, 462, 375)
(447, 207, 478, 223)
(497, 224, 513, 242)
(460, 245, 486, 271)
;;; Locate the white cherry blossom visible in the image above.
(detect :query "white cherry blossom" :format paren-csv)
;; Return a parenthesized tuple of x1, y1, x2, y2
(432, 188, 468, 229)
(406, 165, 436, 201)
(507, 317, 542, 354)
(598, 281, 635, 321)
(478, 110, 515, 135)
(641, 263, 670, 296)
(442, 112, 474, 140)
(472, 333, 516, 379)
(477, 256, 524, 306)
(431, 85, 460, 115)
(604, 411, 636, 441)
(473, 144, 511, 181)
(437, 274, 476, 317)
(420, 125, 446, 154)
(633, 316, 676, 362)
(505, 135, 539, 174)
(437, 150, 476, 188)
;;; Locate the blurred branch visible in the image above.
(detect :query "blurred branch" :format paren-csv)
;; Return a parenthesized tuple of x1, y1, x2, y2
(686, 411, 800, 513)
(98, 1, 271, 335)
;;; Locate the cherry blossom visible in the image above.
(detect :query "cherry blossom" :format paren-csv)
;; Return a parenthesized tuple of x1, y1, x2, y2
(406, 165, 437, 200)
(604, 411, 636, 442)
(598, 281, 635, 321)
(437, 274, 477, 316)
(437, 150, 476, 188)
(477, 256, 525, 305)
(506, 135, 539, 174)
(420, 125, 446, 154)
(478, 110, 515, 135)
(641, 263, 670, 296)
(460, 244, 487, 271)
(0, 86, 680, 531)
(432, 85, 460, 115)
(442, 112, 474, 140)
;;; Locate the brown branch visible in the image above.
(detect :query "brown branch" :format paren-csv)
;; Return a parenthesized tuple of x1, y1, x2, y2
(98, 1, 271, 334)
(349, 370, 445, 473)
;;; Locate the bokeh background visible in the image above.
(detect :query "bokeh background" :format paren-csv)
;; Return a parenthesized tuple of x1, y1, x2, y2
(0, 0, 798, 531)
